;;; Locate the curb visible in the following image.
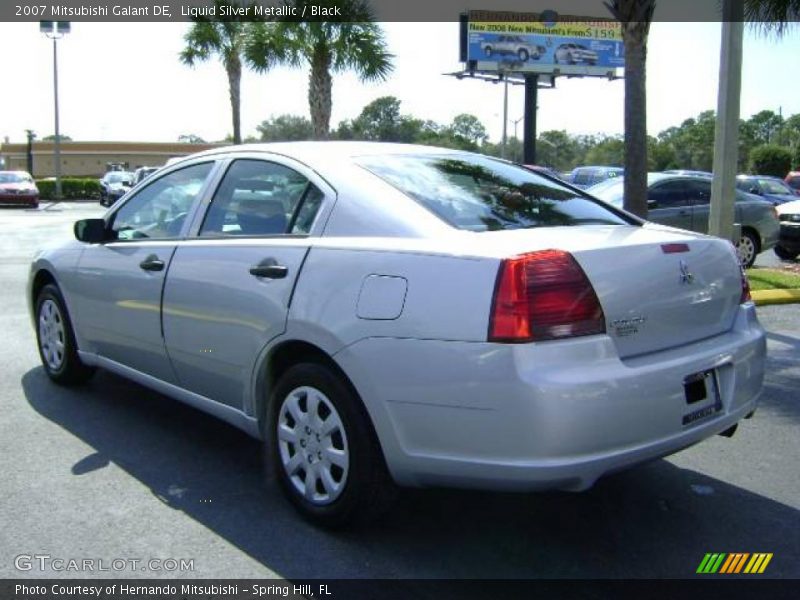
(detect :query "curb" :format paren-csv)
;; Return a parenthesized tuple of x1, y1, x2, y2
(751, 288, 800, 306)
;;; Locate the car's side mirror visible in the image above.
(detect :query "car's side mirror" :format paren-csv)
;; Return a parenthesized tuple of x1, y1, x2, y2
(647, 199, 659, 209)
(74, 218, 108, 243)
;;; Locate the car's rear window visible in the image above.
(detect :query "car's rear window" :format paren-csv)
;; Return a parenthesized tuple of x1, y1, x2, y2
(358, 154, 632, 232)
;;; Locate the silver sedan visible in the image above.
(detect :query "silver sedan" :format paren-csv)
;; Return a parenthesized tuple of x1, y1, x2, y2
(29, 143, 765, 527)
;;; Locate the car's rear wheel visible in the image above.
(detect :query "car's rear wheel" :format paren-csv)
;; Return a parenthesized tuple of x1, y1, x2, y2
(35, 283, 95, 385)
(774, 245, 799, 261)
(484, 46, 493, 58)
(736, 229, 759, 269)
(269, 362, 394, 528)
(518, 48, 529, 61)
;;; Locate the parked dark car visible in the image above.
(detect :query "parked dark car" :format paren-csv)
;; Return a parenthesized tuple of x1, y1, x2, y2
(663, 169, 713, 178)
(99, 171, 134, 207)
(570, 166, 624, 189)
(774, 199, 800, 260)
(134, 166, 160, 185)
(588, 173, 780, 268)
(0, 171, 39, 208)
(735, 175, 797, 206)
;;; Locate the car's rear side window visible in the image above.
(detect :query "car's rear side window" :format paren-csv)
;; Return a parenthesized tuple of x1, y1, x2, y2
(200, 159, 319, 237)
(359, 154, 633, 231)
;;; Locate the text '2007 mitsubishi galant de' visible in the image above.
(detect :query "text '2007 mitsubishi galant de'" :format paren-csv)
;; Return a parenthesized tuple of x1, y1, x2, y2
(29, 142, 765, 527)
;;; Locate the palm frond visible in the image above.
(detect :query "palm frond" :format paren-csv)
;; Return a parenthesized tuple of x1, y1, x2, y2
(744, 0, 800, 37)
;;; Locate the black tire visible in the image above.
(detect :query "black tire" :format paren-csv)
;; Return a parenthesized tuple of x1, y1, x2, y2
(737, 229, 760, 269)
(484, 46, 493, 58)
(35, 283, 95, 385)
(517, 48, 529, 61)
(268, 362, 394, 528)
(774, 245, 799, 261)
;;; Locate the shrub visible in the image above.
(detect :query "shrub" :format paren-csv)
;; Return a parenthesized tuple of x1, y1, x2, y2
(36, 178, 102, 201)
(748, 145, 792, 177)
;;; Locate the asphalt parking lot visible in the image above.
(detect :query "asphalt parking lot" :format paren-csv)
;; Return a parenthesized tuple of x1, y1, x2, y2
(1, 202, 798, 580)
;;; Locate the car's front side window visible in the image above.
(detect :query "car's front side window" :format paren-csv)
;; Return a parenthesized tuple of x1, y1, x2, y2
(109, 162, 213, 241)
(200, 159, 319, 237)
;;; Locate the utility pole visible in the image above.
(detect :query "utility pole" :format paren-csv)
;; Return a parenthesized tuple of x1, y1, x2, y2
(25, 129, 36, 176)
(708, 1, 743, 244)
(40, 21, 70, 201)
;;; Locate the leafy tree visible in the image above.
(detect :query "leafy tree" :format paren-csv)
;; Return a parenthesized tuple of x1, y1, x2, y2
(180, 0, 254, 144)
(178, 134, 207, 143)
(42, 134, 72, 141)
(246, 0, 393, 139)
(749, 145, 793, 177)
(448, 114, 488, 150)
(584, 136, 625, 166)
(604, 0, 656, 218)
(256, 114, 313, 141)
(744, 110, 784, 146)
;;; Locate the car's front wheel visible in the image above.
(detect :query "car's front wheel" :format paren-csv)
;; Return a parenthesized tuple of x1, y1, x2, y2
(269, 362, 394, 528)
(774, 245, 799, 261)
(35, 283, 95, 385)
(736, 229, 760, 269)
(517, 48, 530, 61)
(484, 46, 493, 58)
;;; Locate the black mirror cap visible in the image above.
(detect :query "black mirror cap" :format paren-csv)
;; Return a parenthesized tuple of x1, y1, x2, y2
(74, 218, 107, 243)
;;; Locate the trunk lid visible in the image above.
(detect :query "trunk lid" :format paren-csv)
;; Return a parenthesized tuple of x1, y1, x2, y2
(471, 224, 744, 358)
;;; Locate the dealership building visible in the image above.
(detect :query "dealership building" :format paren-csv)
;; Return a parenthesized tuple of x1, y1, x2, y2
(0, 140, 224, 178)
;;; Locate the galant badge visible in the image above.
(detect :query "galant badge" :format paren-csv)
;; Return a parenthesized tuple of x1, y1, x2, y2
(679, 260, 695, 284)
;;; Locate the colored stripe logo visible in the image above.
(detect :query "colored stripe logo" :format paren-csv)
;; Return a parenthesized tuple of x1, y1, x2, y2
(697, 553, 773, 574)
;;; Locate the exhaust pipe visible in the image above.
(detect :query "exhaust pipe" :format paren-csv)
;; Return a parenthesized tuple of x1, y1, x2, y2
(718, 424, 738, 438)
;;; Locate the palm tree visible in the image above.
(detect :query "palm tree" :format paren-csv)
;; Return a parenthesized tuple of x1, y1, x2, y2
(744, 0, 800, 35)
(246, 0, 393, 139)
(604, 0, 656, 218)
(180, 1, 250, 144)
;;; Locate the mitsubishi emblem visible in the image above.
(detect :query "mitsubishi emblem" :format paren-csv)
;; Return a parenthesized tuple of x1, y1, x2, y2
(679, 260, 694, 284)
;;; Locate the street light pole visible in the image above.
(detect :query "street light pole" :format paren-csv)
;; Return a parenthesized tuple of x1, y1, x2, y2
(52, 36, 62, 200)
(501, 75, 509, 159)
(40, 21, 70, 201)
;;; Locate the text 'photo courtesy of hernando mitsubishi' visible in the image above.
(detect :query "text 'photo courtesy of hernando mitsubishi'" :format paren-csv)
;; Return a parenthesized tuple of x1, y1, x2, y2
(467, 9, 625, 75)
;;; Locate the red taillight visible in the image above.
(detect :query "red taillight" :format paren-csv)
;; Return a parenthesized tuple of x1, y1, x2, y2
(488, 249, 606, 343)
(740, 268, 752, 304)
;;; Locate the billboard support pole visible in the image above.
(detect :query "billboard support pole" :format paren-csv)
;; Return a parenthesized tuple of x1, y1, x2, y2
(523, 74, 538, 165)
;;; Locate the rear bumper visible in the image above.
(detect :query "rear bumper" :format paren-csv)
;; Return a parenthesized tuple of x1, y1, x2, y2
(335, 304, 765, 491)
(0, 193, 38, 206)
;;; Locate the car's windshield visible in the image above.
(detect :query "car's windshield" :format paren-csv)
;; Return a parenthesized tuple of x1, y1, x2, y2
(0, 172, 30, 184)
(359, 154, 634, 231)
(759, 178, 792, 195)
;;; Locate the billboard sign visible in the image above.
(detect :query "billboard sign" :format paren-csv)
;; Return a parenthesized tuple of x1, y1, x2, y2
(466, 10, 624, 77)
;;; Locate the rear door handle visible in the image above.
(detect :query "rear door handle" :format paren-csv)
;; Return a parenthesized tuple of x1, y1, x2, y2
(139, 255, 165, 272)
(249, 259, 288, 279)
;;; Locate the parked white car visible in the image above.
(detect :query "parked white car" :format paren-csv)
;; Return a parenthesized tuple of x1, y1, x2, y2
(29, 143, 765, 527)
(554, 43, 599, 65)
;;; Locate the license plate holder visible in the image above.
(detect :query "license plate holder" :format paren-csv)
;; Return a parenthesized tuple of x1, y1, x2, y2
(682, 369, 722, 426)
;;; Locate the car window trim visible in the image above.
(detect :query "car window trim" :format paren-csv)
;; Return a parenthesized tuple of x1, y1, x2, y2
(187, 153, 336, 239)
(102, 159, 222, 245)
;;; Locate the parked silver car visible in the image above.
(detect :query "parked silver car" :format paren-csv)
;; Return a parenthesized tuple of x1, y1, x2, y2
(588, 173, 780, 268)
(29, 143, 765, 527)
(481, 35, 546, 62)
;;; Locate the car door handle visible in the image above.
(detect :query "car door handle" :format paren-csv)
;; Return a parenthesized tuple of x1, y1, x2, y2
(249, 260, 288, 279)
(139, 255, 165, 272)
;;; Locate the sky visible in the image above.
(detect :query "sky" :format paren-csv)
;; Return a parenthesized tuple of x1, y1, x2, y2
(0, 21, 798, 145)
